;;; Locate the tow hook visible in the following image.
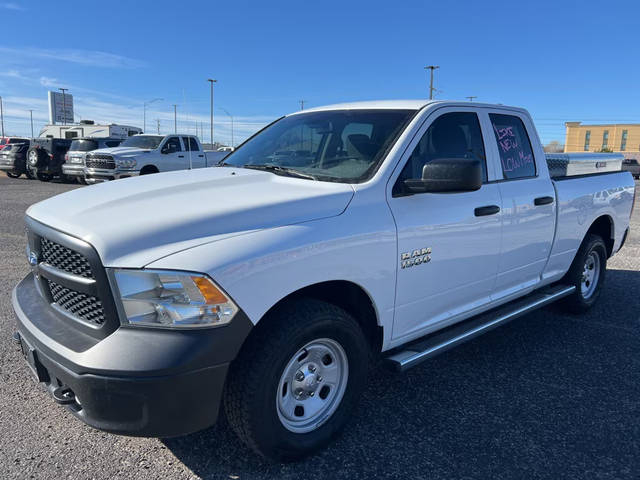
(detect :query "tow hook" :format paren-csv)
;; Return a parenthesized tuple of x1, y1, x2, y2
(52, 386, 76, 406)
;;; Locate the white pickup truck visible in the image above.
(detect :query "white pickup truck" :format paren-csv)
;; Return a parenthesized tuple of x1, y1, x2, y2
(83, 134, 223, 183)
(12, 101, 635, 461)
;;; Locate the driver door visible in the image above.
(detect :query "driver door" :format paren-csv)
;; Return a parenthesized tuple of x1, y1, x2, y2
(388, 109, 503, 341)
(160, 136, 185, 171)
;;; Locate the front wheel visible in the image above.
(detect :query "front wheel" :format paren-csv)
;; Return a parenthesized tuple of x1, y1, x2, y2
(6, 171, 21, 178)
(224, 299, 370, 461)
(560, 233, 607, 313)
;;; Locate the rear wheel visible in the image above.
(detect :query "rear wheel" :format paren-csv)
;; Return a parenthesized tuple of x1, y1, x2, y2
(560, 233, 607, 313)
(6, 171, 21, 178)
(224, 298, 370, 461)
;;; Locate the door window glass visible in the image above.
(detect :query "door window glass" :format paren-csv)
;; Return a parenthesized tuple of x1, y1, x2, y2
(164, 137, 182, 153)
(182, 137, 200, 151)
(395, 112, 487, 193)
(490, 113, 536, 179)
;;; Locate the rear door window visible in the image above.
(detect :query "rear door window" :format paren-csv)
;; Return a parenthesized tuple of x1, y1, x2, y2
(489, 113, 536, 179)
(182, 137, 200, 151)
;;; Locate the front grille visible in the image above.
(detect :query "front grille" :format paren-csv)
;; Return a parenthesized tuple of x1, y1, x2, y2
(48, 280, 105, 326)
(85, 157, 116, 169)
(41, 237, 93, 278)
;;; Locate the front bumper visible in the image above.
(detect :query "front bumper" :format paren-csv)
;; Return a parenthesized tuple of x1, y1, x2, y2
(61, 164, 85, 177)
(12, 273, 252, 437)
(85, 167, 139, 183)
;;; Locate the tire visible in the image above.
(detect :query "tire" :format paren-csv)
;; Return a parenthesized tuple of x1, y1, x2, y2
(33, 168, 52, 182)
(559, 233, 607, 313)
(224, 298, 370, 461)
(78, 177, 88, 185)
(6, 171, 21, 178)
(25, 168, 35, 180)
(140, 165, 159, 175)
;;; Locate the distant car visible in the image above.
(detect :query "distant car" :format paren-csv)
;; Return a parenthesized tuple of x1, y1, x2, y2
(622, 158, 640, 179)
(0, 141, 32, 178)
(62, 137, 123, 184)
(0, 136, 30, 151)
(26, 138, 73, 182)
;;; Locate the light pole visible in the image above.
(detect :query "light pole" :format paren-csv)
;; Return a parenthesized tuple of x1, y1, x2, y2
(208, 79, 217, 148)
(59, 88, 68, 125)
(173, 104, 177, 133)
(466, 96, 477, 102)
(219, 107, 234, 147)
(424, 66, 439, 100)
(300, 100, 305, 110)
(0, 96, 4, 137)
(29, 109, 34, 138)
(143, 98, 163, 133)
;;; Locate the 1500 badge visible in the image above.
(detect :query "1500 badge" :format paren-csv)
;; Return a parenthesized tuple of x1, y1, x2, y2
(401, 247, 432, 269)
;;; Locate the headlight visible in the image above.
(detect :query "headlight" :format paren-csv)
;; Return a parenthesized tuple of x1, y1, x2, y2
(110, 269, 237, 328)
(116, 158, 137, 169)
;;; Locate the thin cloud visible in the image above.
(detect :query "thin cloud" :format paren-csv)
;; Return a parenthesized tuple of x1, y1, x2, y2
(1, 2, 24, 10)
(0, 47, 146, 69)
(39, 76, 58, 87)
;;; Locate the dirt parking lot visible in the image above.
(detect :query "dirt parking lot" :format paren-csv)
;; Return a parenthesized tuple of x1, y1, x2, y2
(0, 172, 639, 479)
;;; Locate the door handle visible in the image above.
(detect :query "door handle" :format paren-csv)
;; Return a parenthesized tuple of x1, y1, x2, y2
(178, 155, 184, 158)
(474, 205, 500, 216)
(198, 154, 204, 157)
(534, 196, 554, 206)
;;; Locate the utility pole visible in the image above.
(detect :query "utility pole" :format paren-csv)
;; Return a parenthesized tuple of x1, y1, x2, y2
(465, 96, 477, 102)
(156, 118, 161, 134)
(173, 104, 177, 133)
(424, 66, 439, 100)
(0, 96, 4, 137)
(143, 98, 163, 133)
(29, 110, 34, 138)
(59, 88, 68, 125)
(299, 100, 305, 110)
(219, 107, 234, 147)
(208, 79, 217, 148)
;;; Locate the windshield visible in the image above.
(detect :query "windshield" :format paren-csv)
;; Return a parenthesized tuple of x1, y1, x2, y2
(120, 135, 163, 149)
(223, 109, 415, 182)
(69, 139, 99, 152)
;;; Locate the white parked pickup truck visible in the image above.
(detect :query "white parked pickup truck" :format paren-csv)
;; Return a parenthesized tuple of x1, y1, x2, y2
(83, 134, 212, 183)
(13, 101, 635, 461)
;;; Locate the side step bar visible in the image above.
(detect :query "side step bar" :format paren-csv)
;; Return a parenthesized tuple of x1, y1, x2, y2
(386, 284, 576, 372)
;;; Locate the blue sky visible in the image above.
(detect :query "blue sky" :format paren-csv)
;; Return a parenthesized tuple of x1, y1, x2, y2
(1, 0, 639, 146)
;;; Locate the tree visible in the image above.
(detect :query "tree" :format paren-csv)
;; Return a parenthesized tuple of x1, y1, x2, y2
(543, 140, 565, 153)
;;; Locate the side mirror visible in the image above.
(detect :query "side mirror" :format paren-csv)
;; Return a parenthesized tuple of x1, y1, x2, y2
(403, 158, 482, 194)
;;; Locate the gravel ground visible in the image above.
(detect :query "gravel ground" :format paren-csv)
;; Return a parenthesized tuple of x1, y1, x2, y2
(0, 172, 639, 480)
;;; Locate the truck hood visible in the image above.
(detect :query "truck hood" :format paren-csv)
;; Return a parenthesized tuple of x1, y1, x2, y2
(27, 167, 354, 267)
(89, 146, 151, 156)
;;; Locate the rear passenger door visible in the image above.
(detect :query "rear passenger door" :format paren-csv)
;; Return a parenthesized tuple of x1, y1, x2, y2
(388, 109, 503, 341)
(486, 111, 556, 301)
(181, 137, 206, 169)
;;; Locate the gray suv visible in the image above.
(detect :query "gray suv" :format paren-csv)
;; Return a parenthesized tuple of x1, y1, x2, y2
(622, 158, 640, 179)
(62, 138, 123, 184)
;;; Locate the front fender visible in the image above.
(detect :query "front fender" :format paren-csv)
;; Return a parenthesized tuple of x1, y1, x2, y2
(146, 202, 398, 349)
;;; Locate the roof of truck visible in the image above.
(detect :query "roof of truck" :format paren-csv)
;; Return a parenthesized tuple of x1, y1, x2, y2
(293, 100, 525, 114)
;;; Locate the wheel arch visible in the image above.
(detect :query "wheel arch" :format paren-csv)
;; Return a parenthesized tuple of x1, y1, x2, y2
(585, 214, 614, 257)
(250, 280, 383, 354)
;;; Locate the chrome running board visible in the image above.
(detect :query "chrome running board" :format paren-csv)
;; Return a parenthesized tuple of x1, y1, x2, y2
(386, 284, 576, 372)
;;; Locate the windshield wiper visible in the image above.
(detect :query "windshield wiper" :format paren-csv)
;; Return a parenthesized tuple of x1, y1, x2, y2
(242, 164, 317, 180)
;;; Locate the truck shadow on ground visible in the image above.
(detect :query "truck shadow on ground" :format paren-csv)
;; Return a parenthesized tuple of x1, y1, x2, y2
(163, 269, 640, 480)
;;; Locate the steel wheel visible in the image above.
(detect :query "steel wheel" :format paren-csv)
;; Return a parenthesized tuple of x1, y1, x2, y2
(581, 250, 601, 299)
(276, 338, 349, 434)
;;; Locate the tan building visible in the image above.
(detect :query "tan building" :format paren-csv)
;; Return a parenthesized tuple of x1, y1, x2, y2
(564, 122, 640, 156)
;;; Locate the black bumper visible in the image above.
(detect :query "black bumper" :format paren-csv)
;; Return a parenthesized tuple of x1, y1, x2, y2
(12, 274, 253, 437)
